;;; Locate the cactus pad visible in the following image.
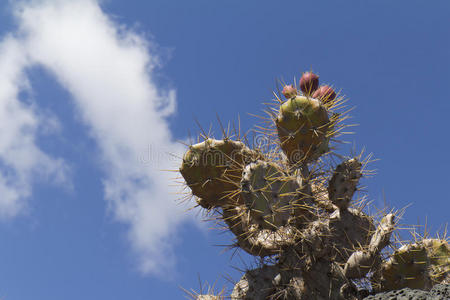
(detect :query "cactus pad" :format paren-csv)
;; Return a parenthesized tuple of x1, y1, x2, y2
(180, 138, 260, 208)
(378, 239, 450, 291)
(275, 96, 330, 164)
(240, 160, 313, 230)
(328, 158, 362, 210)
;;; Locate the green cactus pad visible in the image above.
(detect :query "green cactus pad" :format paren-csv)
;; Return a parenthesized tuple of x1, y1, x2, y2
(180, 138, 260, 208)
(240, 160, 313, 230)
(378, 239, 450, 291)
(424, 239, 450, 285)
(275, 96, 330, 164)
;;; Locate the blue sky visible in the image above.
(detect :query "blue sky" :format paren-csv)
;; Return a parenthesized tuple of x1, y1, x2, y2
(0, 0, 448, 299)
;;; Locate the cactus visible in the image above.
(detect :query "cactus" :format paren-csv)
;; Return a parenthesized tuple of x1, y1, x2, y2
(374, 238, 450, 291)
(177, 70, 449, 299)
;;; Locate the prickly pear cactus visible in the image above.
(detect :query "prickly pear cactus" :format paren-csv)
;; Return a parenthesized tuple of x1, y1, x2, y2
(374, 238, 450, 291)
(178, 70, 449, 300)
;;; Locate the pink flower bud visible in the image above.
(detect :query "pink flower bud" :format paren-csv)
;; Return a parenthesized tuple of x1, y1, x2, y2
(312, 85, 336, 103)
(282, 85, 297, 99)
(300, 72, 319, 95)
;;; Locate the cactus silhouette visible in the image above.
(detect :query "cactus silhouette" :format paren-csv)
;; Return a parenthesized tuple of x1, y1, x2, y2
(178, 71, 449, 299)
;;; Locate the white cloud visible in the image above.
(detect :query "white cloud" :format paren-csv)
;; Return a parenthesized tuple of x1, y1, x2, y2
(0, 0, 192, 275)
(0, 34, 69, 218)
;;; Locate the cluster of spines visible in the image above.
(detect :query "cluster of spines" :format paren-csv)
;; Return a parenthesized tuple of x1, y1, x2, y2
(182, 279, 226, 300)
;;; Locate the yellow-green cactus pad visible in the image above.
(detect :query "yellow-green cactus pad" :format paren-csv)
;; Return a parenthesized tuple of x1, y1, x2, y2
(180, 138, 260, 208)
(275, 96, 330, 164)
(424, 239, 450, 284)
(379, 239, 450, 291)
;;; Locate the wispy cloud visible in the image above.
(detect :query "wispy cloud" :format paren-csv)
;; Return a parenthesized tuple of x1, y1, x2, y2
(0, 0, 191, 275)
(0, 34, 69, 218)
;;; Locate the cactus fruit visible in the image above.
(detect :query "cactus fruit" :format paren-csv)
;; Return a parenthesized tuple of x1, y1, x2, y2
(313, 85, 337, 104)
(180, 138, 260, 208)
(282, 85, 297, 99)
(376, 238, 450, 291)
(275, 95, 331, 164)
(177, 70, 449, 299)
(299, 72, 319, 96)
